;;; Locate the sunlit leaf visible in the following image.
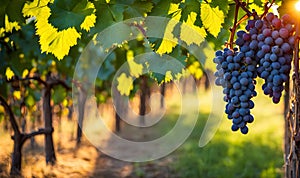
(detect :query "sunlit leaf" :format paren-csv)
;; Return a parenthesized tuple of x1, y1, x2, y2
(81, 13, 96, 32)
(0, 105, 4, 113)
(3, 15, 21, 33)
(25, 95, 35, 107)
(180, 12, 206, 46)
(188, 61, 203, 79)
(248, 3, 264, 15)
(117, 73, 133, 96)
(23, 0, 81, 60)
(164, 71, 173, 82)
(5, 67, 14, 80)
(13, 91, 21, 100)
(156, 3, 180, 54)
(48, 0, 96, 30)
(126, 50, 143, 78)
(200, 3, 224, 37)
(22, 69, 29, 78)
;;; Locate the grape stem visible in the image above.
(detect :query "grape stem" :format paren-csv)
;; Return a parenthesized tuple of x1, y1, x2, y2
(260, 0, 275, 19)
(228, 0, 254, 49)
(227, 2, 239, 49)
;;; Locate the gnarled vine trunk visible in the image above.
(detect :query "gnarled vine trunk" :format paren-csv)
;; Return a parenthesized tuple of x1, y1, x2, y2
(76, 89, 87, 145)
(284, 22, 300, 178)
(43, 86, 56, 164)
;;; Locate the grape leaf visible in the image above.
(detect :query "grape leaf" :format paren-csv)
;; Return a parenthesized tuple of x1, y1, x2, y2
(91, 3, 116, 35)
(52, 85, 67, 105)
(180, 12, 207, 46)
(123, 1, 153, 19)
(0, 0, 26, 27)
(48, 0, 95, 30)
(248, 3, 264, 15)
(117, 73, 133, 96)
(180, 0, 200, 22)
(149, 0, 172, 16)
(188, 61, 203, 79)
(25, 95, 36, 107)
(210, 0, 229, 14)
(23, 0, 83, 60)
(109, 4, 126, 22)
(5, 67, 14, 80)
(200, 3, 224, 37)
(128, 59, 143, 78)
(94, 22, 134, 51)
(0, 0, 10, 27)
(155, 3, 181, 54)
(80, 13, 97, 32)
(5, 0, 26, 25)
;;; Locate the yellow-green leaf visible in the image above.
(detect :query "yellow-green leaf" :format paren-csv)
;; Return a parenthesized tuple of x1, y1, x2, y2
(180, 12, 206, 46)
(117, 73, 133, 96)
(164, 71, 173, 83)
(22, 69, 29, 78)
(200, 3, 224, 37)
(5, 67, 14, 80)
(13, 91, 21, 100)
(127, 50, 143, 78)
(188, 61, 203, 79)
(23, 0, 81, 60)
(156, 3, 180, 55)
(80, 13, 96, 32)
(4, 15, 21, 33)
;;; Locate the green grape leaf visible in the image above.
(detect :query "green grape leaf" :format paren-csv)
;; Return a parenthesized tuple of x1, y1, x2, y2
(0, 0, 26, 27)
(210, 0, 229, 14)
(180, 0, 200, 22)
(0, 0, 10, 27)
(52, 85, 67, 105)
(151, 72, 165, 84)
(123, 1, 153, 19)
(95, 22, 134, 50)
(25, 95, 36, 107)
(253, 0, 263, 7)
(109, 4, 126, 22)
(149, 0, 172, 16)
(180, 12, 207, 46)
(23, 0, 82, 60)
(28, 88, 42, 101)
(48, 0, 95, 30)
(91, 3, 116, 35)
(200, 3, 224, 37)
(138, 52, 185, 84)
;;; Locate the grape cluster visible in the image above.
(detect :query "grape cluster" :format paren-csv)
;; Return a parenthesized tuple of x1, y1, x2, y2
(214, 13, 295, 134)
(214, 48, 257, 134)
(239, 13, 294, 103)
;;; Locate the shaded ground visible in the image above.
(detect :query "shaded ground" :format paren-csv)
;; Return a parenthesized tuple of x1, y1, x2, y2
(0, 118, 177, 178)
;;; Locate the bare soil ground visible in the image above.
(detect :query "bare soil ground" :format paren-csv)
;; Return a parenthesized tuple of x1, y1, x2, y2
(0, 118, 177, 178)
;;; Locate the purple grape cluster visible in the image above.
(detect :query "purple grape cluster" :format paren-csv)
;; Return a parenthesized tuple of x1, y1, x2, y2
(214, 48, 257, 134)
(214, 13, 295, 134)
(236, 13, 294, 103)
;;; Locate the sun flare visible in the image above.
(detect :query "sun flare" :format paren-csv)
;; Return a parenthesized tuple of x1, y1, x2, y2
(295, 1, 300, 11)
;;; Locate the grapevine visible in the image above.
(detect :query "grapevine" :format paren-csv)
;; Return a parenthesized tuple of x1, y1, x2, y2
(214, 1, 295, 134)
